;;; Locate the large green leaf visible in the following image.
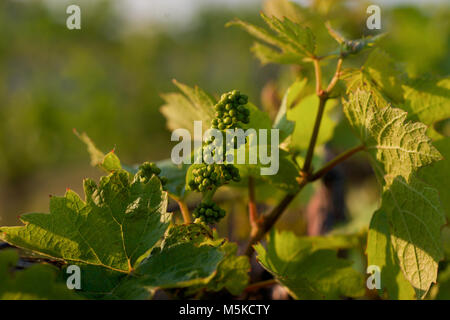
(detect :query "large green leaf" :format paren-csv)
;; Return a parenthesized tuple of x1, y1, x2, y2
(343, 49, 405, 105)
(205, 242, 250, 295)
(255, 230, 364, 300)
(71, 242, 225, 300)
(1, 170, 170, 273)
(344, 89, 445, 298)
(367, 209, 417, 300)
(227, 13, 315, 65)
(63, 264, 142, 300)
(162, 223, 249, 296)
(0, 250, 79, 300)
(134, 242, 224, 290)
(0, 169, 234, 300)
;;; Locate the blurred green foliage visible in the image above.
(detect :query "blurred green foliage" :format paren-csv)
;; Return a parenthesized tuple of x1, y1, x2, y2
(0, 0, 274, 186)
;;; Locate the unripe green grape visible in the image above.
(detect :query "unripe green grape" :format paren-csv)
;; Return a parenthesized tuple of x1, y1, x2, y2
(193, 201, 227, 224)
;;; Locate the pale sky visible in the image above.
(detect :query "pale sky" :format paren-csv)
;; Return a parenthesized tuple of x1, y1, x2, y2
(114, 0, 446, 25)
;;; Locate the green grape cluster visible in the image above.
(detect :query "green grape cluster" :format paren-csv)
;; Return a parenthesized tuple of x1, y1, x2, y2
(193, 200, 226, 224)
(138, 162, 168, 188)
(211, 90, 250, 130)
(188, 163, 240, 192)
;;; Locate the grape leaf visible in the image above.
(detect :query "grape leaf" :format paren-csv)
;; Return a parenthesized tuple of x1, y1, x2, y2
(71, 242, 224, 300)
(0, 170, 171, 273)
(0, 170, 231, 300)
(0, 250, 80, 300)
(162, 223, 249, 296)
(343, 89, 445, 298)
(227, 12, 315, 65)
(134, 242, 224, 290)
(343, 49, 405, 105)
(160, 80, 215, 136)
(205, 242, 250, 295)
(367, 209, 416, 300)
(255, 230, 365, 300)
(63, 264, 142, 300)
(343, 90, 441, 183)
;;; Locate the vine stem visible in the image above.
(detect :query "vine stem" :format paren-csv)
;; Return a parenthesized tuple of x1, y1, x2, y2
(244, 279, 277, 293)
(175, 198, 191, 224)
(310, 144, 365, 181)
(244, 180, 307, 256)
(326, 57, 343, 93)
(313, 58, 322, 96)
(302, 96, 327, 174)
(248, 176, 259, 229)
(244, 56, 347, 257)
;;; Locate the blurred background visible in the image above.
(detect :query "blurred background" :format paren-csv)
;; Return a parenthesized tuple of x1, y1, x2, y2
(0, 0, 448, 236)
